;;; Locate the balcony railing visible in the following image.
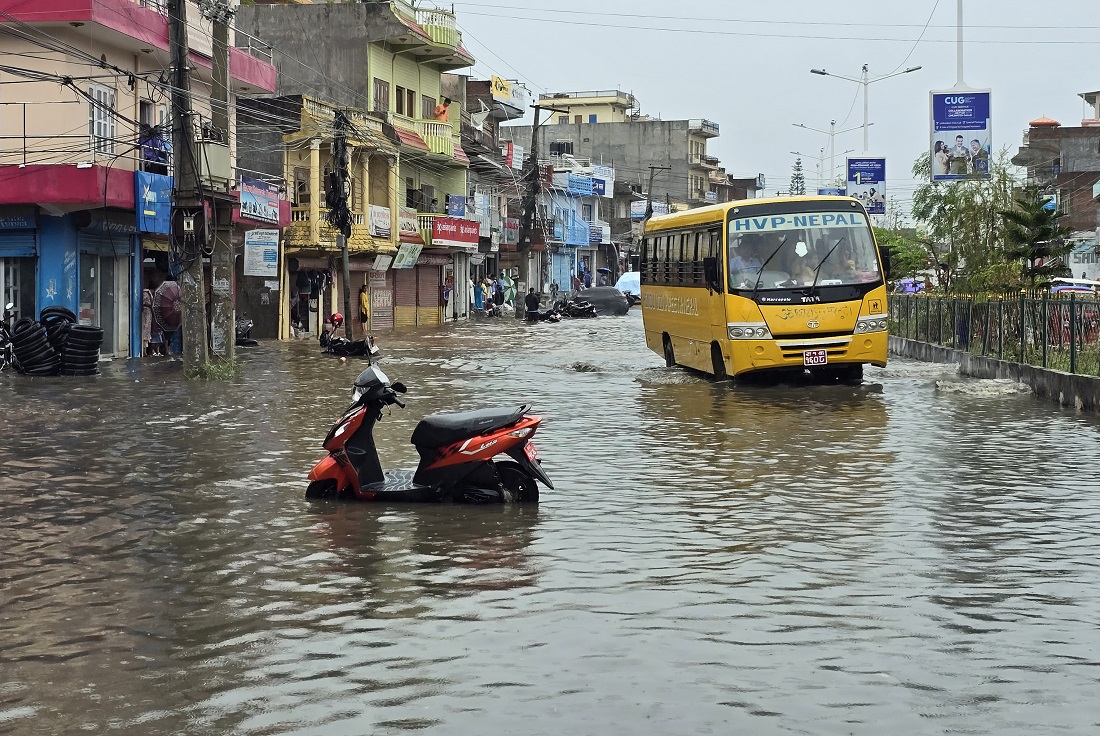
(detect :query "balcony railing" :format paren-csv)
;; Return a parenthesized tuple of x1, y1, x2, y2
(416, 8, 460, 49)
(690, 153, 719, 169)
(392, 113, 456, 158)
(290, 208, 367, 227)
(688, 118, 720, 136)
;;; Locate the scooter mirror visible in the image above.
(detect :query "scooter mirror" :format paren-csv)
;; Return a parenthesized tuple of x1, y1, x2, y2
(390, 382, 407, 394)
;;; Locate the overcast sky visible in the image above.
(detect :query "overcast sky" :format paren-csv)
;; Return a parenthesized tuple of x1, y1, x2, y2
(453, 0, 1099, 222)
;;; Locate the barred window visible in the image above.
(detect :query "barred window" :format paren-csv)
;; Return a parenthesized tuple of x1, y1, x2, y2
(88, 84, 116, 155)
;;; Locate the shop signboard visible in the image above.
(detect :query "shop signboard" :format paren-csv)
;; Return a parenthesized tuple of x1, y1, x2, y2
(930, 90, 992, 181)
(846, 157, 886, 215)
(399, 206, 420, 242)
(243, 229, 279, 277)
(591, 165, 614, 199)
(630, 200, 669, 219)
(431, 216, 480, 251)
(135, 171, 172, 234)
(392, 242, 423, 269)
(372, 254, 392, 271)
(239, 175, 280, 224)
(503, 217, 519, 245)
(369, 204, 392, 238)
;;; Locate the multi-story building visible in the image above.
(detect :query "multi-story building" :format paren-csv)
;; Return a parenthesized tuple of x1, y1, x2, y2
(1012, 94, 1100, 238)
(236, 0, 476, 329)
(0, 0, 276, 357)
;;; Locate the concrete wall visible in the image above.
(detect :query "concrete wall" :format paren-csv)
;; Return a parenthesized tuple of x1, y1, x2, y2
(503, 120, 695, 203)
(890, 335, 1100, 412)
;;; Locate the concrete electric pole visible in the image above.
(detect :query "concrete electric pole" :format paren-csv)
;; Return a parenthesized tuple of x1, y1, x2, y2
(328, 110, 354, 339)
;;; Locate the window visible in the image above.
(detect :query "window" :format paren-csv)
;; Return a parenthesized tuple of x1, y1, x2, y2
(88, 84, 116, 154)
(395, 86, 406, 115)
(139, 100, 154, 128)
(558, 116, 568, 124)
(407, 89, 416, 118)
(589, 114, 597, 124)
(582, 203, 593, 221)
(422, 95, 435, 121)
(373, 78, 390, 113)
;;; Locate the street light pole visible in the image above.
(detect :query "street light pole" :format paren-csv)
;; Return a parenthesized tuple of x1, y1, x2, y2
(793, 121, 864, 184)
(810, 64, 922, 153)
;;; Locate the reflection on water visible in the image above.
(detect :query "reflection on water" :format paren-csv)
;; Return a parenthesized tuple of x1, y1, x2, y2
(2, 314, 1100, 735)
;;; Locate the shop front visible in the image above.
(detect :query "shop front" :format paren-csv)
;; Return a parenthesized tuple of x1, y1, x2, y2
(0, 206, 38, 323)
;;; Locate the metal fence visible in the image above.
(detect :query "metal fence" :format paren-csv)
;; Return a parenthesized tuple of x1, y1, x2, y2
(890, 293, 1100, 376)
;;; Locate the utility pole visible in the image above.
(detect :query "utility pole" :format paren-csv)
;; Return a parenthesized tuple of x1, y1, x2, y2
(328, 110, 353, 338)
(207, 0, 235, 361)
(168, 0, 208, 370)
(515, 103, 568, 318)
(643, 165, 671, 220)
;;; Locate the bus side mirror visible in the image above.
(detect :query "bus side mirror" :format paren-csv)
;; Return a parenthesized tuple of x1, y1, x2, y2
(703, 257, 720, 290)
(879, 246, 892, 278)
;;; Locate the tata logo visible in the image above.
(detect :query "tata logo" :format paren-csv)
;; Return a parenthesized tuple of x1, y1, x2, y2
(807, 320, 820, 329)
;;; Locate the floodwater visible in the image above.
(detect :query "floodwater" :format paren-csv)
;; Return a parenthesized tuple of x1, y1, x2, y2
(2, 310, 1100, 735)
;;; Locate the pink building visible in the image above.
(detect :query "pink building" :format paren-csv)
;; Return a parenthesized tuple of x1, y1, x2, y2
(0, 0, 275, 356)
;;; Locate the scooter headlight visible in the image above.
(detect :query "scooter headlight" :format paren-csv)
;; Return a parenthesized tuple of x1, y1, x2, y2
(352, 386, 365, 401)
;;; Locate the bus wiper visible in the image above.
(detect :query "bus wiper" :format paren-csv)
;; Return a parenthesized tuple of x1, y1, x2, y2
(749, 236, 788, 302)
(809, 237, 845, 297)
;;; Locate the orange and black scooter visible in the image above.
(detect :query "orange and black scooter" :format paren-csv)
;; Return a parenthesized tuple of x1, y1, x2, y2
(306, 366, 552, 503)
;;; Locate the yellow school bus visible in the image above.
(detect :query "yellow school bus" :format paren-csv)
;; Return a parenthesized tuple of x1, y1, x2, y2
(640, 196, 888, 382)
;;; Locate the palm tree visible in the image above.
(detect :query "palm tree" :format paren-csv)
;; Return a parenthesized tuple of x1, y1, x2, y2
(999, 189, 1072, 291)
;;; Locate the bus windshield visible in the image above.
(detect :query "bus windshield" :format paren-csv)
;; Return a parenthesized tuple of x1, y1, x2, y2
(727, 210, 880, 292)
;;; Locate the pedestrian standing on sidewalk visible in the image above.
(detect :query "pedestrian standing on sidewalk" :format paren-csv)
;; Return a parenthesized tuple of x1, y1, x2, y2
(141, 284, 154, 356)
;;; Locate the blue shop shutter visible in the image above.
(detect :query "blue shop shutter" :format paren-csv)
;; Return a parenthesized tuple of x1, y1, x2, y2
(78, 232, 131, 256)
(0, 231, 36, 257)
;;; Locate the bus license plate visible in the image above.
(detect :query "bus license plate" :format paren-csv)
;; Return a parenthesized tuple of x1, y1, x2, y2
(524, 443, 539, 461)
(803, 349, 828, 366)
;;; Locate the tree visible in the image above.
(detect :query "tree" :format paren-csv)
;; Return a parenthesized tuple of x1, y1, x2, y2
(873, 227, 927, 280)
(1000, 189, 1073, 290)
(910, 148, 1019, 293)
(789, 158, 806, 196)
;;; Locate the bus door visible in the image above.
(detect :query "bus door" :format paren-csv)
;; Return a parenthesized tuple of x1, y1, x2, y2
(701, 226, 728, 343)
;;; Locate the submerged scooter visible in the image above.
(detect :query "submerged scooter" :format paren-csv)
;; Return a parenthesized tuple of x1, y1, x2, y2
(306, 365, 552, 503)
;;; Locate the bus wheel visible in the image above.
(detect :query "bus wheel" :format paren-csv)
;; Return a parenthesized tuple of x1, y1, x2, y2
(663, 336, 675, 368)
(711, 343, 728, 381)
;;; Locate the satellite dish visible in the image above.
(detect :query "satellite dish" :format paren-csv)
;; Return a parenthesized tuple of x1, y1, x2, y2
(470, 100, 491, 131)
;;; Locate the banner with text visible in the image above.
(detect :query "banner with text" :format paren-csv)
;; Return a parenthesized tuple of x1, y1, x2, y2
(369, 204, 392, 238)
(431, 216, 480, 251)
(243, 229, 279, 277)
(239, 175, 280, 224)
(930, 89, 992, 181)
(846, 157, 886, 215)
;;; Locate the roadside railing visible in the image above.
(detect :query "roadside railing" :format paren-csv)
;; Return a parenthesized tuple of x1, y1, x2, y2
(890, 293, 1100, 376)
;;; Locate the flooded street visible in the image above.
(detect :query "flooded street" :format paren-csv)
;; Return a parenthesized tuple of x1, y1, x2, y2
(3, 310, 1100, 735)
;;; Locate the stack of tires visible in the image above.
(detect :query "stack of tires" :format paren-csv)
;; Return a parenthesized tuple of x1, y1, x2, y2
(6, 307, 103, 377)
(9, 318, 61, 376)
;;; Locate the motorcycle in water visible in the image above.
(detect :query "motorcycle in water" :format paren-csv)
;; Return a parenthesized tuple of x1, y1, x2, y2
(0, 302, 17, 372)
(236, 318, 259, 347)
(306, 365, 552, 503)
(319, 313, 380, 358)
(553, 297, 597, 319)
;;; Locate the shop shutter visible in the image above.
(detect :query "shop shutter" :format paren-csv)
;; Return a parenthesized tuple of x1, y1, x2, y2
(394, 267, 418, 328)
(417, 265, 440, 307)
(78, 232, 131, 256)
(0, 231, 36, 257)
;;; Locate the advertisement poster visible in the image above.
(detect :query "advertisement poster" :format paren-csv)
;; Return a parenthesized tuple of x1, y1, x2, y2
(393, 242, 423, 269)
(446, 195, 466, 217)
(239, 175, 280, 224)
(398, 207, 420, 242)
(135, 171, 172, 234)
(846, 158, 886, 215)
(372, 254, 393, 271)
(242, 229, 279, 277)
(368, 204, 392, 238)
(930, 90, 992, 181)
(630, 200, 669, 220)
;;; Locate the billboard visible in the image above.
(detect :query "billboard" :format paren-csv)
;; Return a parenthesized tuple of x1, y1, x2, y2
(239, 175, 280, 224)
(431, 216, 479, 251)
(846, 157, 886, 215)
(242, 229, 279, 277)
(135, 171, 172, 234)
(930, 90, 992, 181)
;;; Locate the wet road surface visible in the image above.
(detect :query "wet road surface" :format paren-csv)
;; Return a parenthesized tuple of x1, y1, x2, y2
(2, 310, 1100, 735)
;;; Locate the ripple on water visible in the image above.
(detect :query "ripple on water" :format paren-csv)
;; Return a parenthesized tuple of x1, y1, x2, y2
(1, 321, 1099, 735)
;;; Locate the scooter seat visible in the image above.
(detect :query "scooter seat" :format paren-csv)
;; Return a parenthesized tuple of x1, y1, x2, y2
(411, 406, 528, 448)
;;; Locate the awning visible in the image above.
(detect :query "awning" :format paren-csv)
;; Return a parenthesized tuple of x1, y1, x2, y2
(453, 145, 470, 165)
(394, 128, 430, 152)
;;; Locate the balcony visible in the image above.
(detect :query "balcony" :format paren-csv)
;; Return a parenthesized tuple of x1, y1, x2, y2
(690, 153, 719, 170)
(688, 119, 720, 137)
(416, 8, 460, 49)
(285, 207, 394, 253)
(391, 114, 456, 159)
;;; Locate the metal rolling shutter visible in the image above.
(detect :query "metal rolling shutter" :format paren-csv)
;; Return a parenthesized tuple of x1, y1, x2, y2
(78, 232, 131, 256)
(394, 267, 418, 328)
(0, 231, 36, 256)
(416, 265, 441, 326)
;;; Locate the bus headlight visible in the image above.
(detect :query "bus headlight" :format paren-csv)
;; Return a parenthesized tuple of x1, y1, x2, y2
(728, 323, 770, 340)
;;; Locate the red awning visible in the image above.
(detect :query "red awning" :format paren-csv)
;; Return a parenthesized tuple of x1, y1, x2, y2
(395, 128, 430, 151)
(453, 145, 470, 164)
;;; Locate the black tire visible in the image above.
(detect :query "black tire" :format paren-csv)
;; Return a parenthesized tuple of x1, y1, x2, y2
(305, 479, 340, 500)
(711, 343, 728, 382)
(663, 336, 675, 368)
(39, 306, 76, 322)
(15, 343, 55, 365)
(496, 461, 539, 503)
